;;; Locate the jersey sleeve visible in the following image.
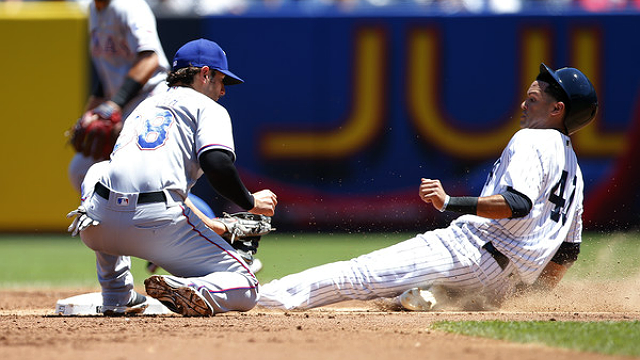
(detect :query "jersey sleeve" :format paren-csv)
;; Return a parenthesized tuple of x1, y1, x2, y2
(120, 0, 163, 55)
(195, 105, 236, 162)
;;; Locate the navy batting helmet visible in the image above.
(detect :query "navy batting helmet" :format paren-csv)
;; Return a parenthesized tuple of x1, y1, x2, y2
(537, 63, 598, 135)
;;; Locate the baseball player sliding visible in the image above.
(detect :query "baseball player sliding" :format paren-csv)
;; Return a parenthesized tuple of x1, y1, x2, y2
(67, 39, 277, 316)
(257, 63, 597, 311)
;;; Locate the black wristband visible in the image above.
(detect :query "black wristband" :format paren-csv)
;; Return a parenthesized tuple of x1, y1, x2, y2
(444, 196, 478, 215)
(111, 77, 143, 108)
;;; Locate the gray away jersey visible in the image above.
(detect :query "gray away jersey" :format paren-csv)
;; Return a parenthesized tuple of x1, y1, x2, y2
(89, 0, 169, 103)
(100, 86, 236, 199)
(455, 128, 583, 284)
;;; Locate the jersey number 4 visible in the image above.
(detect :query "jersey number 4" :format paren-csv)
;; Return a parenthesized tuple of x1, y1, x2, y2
(549, 170, 576, 224)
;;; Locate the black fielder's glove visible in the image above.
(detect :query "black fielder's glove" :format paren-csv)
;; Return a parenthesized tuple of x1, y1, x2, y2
(218, 212, 274, 268)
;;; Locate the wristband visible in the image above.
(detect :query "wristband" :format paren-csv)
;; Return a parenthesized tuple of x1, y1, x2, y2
(444, 196, 478, 215)
(438, 195, 450, 212)
(111, 77, 143, 108)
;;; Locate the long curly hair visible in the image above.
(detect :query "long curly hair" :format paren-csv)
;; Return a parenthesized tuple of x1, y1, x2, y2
(166, 67, 201, 87)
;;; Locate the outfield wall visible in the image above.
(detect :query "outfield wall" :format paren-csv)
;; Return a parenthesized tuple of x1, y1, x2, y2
(0, 3, 87, 232)
(1, 3, 638, 231)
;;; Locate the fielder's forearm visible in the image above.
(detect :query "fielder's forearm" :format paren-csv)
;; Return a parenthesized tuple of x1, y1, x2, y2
(199, 149, 255, 210)
(183, 197, 226, 235)
(127, 51, 159, 86)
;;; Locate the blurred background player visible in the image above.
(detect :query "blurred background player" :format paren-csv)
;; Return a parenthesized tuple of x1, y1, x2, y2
(68, 0, 170, 191)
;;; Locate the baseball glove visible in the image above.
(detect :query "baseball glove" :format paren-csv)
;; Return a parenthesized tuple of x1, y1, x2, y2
(218, 212, 274, 244)
(70, 102, 123, 160)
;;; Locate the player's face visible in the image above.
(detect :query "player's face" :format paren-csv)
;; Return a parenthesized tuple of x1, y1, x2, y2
(94, 0, 109, 11)
(205, 70, 226, 102)
(520, 81, 558, 130)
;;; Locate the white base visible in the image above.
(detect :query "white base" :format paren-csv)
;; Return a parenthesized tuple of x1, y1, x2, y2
(55, 292, 172, 316)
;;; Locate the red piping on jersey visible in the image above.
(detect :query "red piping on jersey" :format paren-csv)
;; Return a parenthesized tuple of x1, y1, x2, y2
(198, 285, 257, 294)
(197, 144, 234, 157)
(183, 282, 256, 294)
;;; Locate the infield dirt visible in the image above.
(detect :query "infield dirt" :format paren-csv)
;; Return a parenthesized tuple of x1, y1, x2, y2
(1, 279, 639, 360)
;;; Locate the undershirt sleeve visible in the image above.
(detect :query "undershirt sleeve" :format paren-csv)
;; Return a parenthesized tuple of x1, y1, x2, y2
(199, 149, 254, 211)
(500, 186, 533, 218)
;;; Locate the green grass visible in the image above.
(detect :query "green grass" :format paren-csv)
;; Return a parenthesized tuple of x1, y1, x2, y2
(2, 230, 636, 287)
(432, 320, 640, 357)
(255, 232, 406, 282)
(566, 232, 640, 281)
(0, 232, 407, 287)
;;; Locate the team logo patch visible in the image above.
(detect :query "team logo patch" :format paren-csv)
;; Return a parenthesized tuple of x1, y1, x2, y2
(116, 197, 130, 206)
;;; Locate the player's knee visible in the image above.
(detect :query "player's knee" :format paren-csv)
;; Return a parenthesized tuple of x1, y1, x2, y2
(235, 287, 259, 312)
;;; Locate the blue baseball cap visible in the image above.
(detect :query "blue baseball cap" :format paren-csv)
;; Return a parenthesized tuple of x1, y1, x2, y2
(172, 39, 244, 85)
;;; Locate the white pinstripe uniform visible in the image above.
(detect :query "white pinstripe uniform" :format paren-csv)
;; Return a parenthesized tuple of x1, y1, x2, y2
(79, 86, 258, 313)
(258, 128, 583, 310)
(69, 0, 170, 192)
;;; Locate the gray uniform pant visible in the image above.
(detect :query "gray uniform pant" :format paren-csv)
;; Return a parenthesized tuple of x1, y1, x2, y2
(80, 189, 258, 314)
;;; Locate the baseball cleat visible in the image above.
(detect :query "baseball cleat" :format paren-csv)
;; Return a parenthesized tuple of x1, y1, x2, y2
(144, 275, 213, 316)
(399, 288, 438, 311)
(101, 291, 149, 316)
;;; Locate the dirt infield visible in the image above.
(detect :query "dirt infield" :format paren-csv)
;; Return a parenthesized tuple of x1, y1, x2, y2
(2, 280, 640, 360)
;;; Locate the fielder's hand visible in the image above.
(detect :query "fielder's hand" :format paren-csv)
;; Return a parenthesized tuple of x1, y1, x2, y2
(218, 212, 274, 244)
(66, 206, 100, 236)
(250, 189, 278, 216)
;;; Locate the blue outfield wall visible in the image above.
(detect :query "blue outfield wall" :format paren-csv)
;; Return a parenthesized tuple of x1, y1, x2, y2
(157, 11, 640, 231)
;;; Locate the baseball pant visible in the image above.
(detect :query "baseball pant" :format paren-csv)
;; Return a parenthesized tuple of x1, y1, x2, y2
(80, 188, 258, 313)
(257, 225, 517, 310)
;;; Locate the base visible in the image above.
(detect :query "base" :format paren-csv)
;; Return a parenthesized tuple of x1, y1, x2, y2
(55, 292, 172, 316)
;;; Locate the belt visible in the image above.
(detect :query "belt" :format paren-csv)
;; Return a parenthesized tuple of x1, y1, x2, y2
(94, 182, 166, 204)
(482, 242, 509, 271)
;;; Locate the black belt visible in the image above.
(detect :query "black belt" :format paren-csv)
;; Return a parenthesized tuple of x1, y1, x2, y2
(482, 242, 509, 271)
(94, 182, 166, 204)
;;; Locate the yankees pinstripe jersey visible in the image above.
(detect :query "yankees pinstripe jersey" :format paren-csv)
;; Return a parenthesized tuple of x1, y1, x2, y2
(458, 128, 583, 284)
